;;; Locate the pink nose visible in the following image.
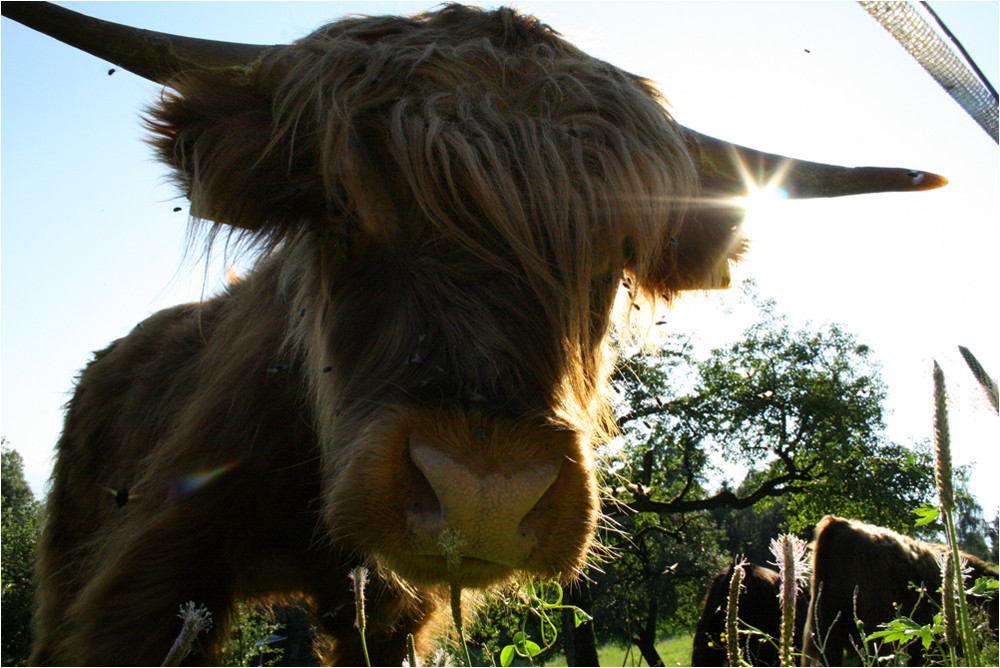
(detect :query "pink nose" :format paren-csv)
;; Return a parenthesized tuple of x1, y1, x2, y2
(405, 433, 561, 568)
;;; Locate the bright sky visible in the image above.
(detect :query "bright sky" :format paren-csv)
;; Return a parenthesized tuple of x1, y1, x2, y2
(3, 3, 998, 519)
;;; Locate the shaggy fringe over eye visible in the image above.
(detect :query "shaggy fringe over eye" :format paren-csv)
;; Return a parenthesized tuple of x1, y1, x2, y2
(146, 4, 741, 435)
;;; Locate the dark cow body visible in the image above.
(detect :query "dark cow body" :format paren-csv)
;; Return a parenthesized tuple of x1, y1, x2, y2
(802, 515, 999, 666)
(35, 278, 458, 665)
(23, 7, 704, 664)
(692, 561, 809, 666)
(2, 3, 947, 665)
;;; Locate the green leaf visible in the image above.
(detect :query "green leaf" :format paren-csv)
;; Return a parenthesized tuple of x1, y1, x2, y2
(866, 616, 940, 652)
(511, 631, 543, 658)
(573, 607, 593, 628)
(913, 506, 940, 526)
(500, 645, 515, 667)
(969, 577, 999, 596)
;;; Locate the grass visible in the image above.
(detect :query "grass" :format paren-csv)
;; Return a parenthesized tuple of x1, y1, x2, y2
(652, 636, 694, 667)
(543, 634, 692, 667)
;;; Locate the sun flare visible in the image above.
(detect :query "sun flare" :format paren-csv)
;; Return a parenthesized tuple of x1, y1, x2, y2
(733, 151, 794, 227)
(739, 182, 789, 225)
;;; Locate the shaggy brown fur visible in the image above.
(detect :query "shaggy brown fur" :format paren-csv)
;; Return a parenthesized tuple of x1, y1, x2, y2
(691, 561, 809, 666)
(802, 516, 998, 666)
(31, 5, 745, 665)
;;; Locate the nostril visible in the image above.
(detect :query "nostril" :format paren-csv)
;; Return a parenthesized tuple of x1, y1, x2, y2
(406, 459, 441, 514)
(408, 438, 459, 514)
(516, 490, 554, 542)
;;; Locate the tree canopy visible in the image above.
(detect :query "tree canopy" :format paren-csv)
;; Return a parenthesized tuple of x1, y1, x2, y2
(581, 283, 940, 662)
(2, 443, 42, 666)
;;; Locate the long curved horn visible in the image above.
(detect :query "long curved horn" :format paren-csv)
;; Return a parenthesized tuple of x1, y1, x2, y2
(1, 2, 272, 84)
(684, 127, 948, 198)
(5, 2, 947, 199)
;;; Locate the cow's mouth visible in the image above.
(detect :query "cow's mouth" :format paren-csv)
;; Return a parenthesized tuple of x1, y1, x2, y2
(379, 551, 522, 588)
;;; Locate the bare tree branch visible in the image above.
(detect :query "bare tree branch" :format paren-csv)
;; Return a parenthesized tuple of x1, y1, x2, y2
(616, 397, 687, 430)
(612, 469, 807, 516)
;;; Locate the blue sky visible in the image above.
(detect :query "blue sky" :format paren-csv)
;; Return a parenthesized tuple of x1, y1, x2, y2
(3, 2, 998, 515)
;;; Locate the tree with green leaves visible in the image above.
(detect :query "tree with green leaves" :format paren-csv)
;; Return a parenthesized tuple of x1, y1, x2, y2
(2, 443, 42, 666)
(990, 512, 999, 564)
(576, 283, 937, 662)
(588, 512, 723, 666)
(610, 287, 935, 532)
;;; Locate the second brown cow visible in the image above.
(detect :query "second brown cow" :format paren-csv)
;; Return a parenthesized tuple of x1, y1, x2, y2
(803, 515, 998, 666)
(692, 561, 809, 666)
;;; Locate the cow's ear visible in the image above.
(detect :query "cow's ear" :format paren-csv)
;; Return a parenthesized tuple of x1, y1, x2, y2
(670, 205, 747, 291)
(632, 204, 746, 299)
(146, 62, 329, 238)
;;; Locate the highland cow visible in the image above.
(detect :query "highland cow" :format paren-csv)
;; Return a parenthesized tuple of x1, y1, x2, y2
(802, 516, 998, 666)
(2, 3, 947, 665)
(692, 561, 809, 666)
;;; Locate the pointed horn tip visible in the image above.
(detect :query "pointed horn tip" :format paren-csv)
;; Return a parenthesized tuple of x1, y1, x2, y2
(906, 170, 948, 191)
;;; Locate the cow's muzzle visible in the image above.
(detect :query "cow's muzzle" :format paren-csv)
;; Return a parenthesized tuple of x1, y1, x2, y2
(406, 432, 561, 568)
(329, 407, 598, 588)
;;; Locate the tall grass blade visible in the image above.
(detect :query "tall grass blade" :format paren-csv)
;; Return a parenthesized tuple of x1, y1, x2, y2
(162, 602, 212, 667)
(958, 345, 999, 413)
(932, 361, 954, 512)
(932, 360, 981, 666)
(770, 535, 811, 667)
(441, 530, 473, 666)
(940, 552, 958, 647)
(725, 560, 746, 667)
(349, 566, 371, 667)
